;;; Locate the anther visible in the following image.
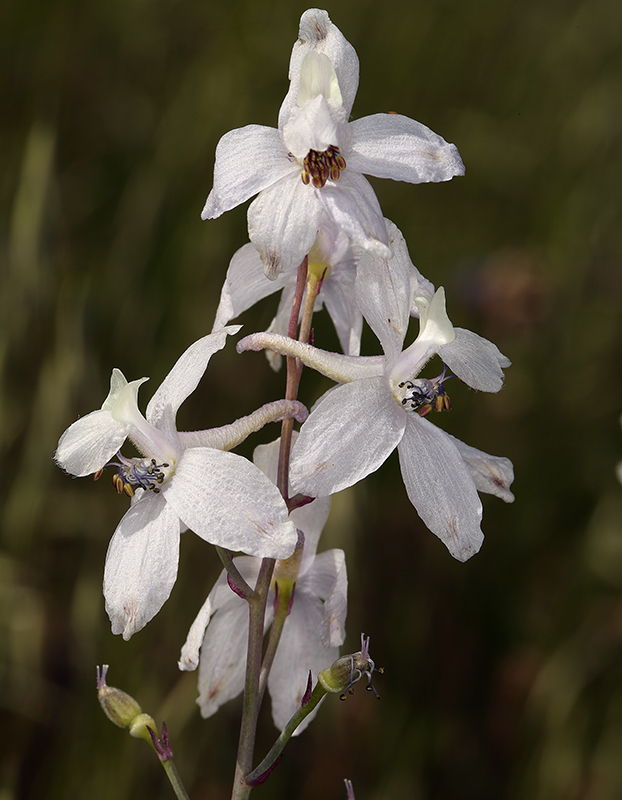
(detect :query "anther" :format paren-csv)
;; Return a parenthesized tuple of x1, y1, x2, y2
(302, 145, 346, 189)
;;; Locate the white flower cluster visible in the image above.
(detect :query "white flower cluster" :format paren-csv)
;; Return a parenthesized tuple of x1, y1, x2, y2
(57, 9, 514, 742)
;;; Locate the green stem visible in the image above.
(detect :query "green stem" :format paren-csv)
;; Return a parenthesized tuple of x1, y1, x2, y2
(161, 759, 192, 800)
(258, 579, 293, 700)
(245, 682, 327, 786)
(231, 557, 275, 800)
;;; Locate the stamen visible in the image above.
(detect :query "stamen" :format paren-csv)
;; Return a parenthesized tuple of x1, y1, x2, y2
(396, 365, 453, 415)
(99, 452, 174, 497)
(301, 145, 346, 189)
(339, 634, 384, 700)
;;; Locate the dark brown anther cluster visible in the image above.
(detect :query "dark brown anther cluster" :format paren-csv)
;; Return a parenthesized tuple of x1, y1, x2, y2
(301, 145, 346, 188)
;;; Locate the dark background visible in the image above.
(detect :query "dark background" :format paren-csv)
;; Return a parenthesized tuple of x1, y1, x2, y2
(1, 0, 622, 798)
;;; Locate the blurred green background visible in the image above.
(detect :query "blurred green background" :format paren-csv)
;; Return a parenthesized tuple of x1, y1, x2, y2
(1, 0, 621, 798)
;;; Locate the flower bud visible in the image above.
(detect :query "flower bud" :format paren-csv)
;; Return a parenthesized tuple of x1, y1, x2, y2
(317, 634, 383, 700)
(96, 665, 156, 740)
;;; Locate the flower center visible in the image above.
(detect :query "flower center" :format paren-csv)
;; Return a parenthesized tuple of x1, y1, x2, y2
(95, 452, 175, 497)
(393, 367, 452, 418)
(301, 145, 346, 188)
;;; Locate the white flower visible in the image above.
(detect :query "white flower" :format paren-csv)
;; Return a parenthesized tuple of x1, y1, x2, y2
(238, 246, 514, 562)
(55, 328, 303, 639)
(213, 215, 362, 366)
(202, 8, 464, 279)
(179, 437, 347, 734)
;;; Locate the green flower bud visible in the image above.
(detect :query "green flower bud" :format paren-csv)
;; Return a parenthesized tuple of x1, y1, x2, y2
(96, 665, 156, 740)
(317, 634, 383, 700)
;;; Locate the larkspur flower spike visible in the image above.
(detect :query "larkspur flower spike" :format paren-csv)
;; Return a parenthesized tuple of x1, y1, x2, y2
(202, 9, 464, 278)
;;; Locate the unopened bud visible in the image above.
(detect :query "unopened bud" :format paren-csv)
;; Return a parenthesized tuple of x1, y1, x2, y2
(317, 633, 383, 700)
(96, 665, 156, 741)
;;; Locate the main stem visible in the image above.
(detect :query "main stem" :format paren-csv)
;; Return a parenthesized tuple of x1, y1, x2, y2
(231, 257, 314, 800)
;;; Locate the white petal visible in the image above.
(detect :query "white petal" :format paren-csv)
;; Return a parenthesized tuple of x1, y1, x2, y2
(202, 125, 298, 219)
(354, 221, 412, 361)
(268, 592, 337, 734)
(440, 328, 510, 393)
(197, 596, 250, 718)
(303, 549, 348, 647)
(103, 492, 180, 640)
(347, 114, 465, 183)
(279, 9, 359, 128)
(101, 368, 130, 410)
(164, 448, 297, 558)
(389, 288, 455, 382)
(290, 377, 406, 497)
(297, 51, 342, 107)
(321, 266, 363, 356)
(181, 557, 260, 672)
(446, 434, 515, 503)
(55, 409, 128, 477)
(283, 94, 343, 158)
(247, 173, 323, 279)
(252, 436, 331, 564)
(146, 327, 240, 440)
(178, 592, 213, 672)
(398, 417, 483, 562)
(212, 244, 288, 330)
(320, 171, 390, 257)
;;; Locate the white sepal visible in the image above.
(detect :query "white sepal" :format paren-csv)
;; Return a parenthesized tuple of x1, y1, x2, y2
(397, 417, 484, 562)
(103, 492, 181, 640)
(164, 448, 297, 558)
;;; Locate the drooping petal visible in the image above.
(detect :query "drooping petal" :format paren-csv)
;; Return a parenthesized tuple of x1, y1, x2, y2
(354, 220, 412, 362)
(303, 549, 348, 647)
(268, 591, 336, 734)
(55, 409, 129, 477)
(290, 377, 406, 497)
(321, 261, 363, 356)
(146, 327, 241, 443)
(178, 591, 213, 672)
(346, 113, 465, 184)
(446, 434, 515, 503)
(196, 595, 254, 718)
(398, 417, 483, 562)
(180, 557, 260, 671)
(163, 448, 297, 558)
(247, 173, 323, 279)
(202, 125, 298, 219)
(279, 9, 359, 129)
(320, 171, 390, 257)
(103, 492, 181, 640)
(212, 244, 288, 331)
(440, 328, 510, 393)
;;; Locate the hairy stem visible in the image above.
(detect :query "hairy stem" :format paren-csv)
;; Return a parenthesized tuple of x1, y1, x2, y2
(277, 256, 308, 499)
(231, 557, 275, 800)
